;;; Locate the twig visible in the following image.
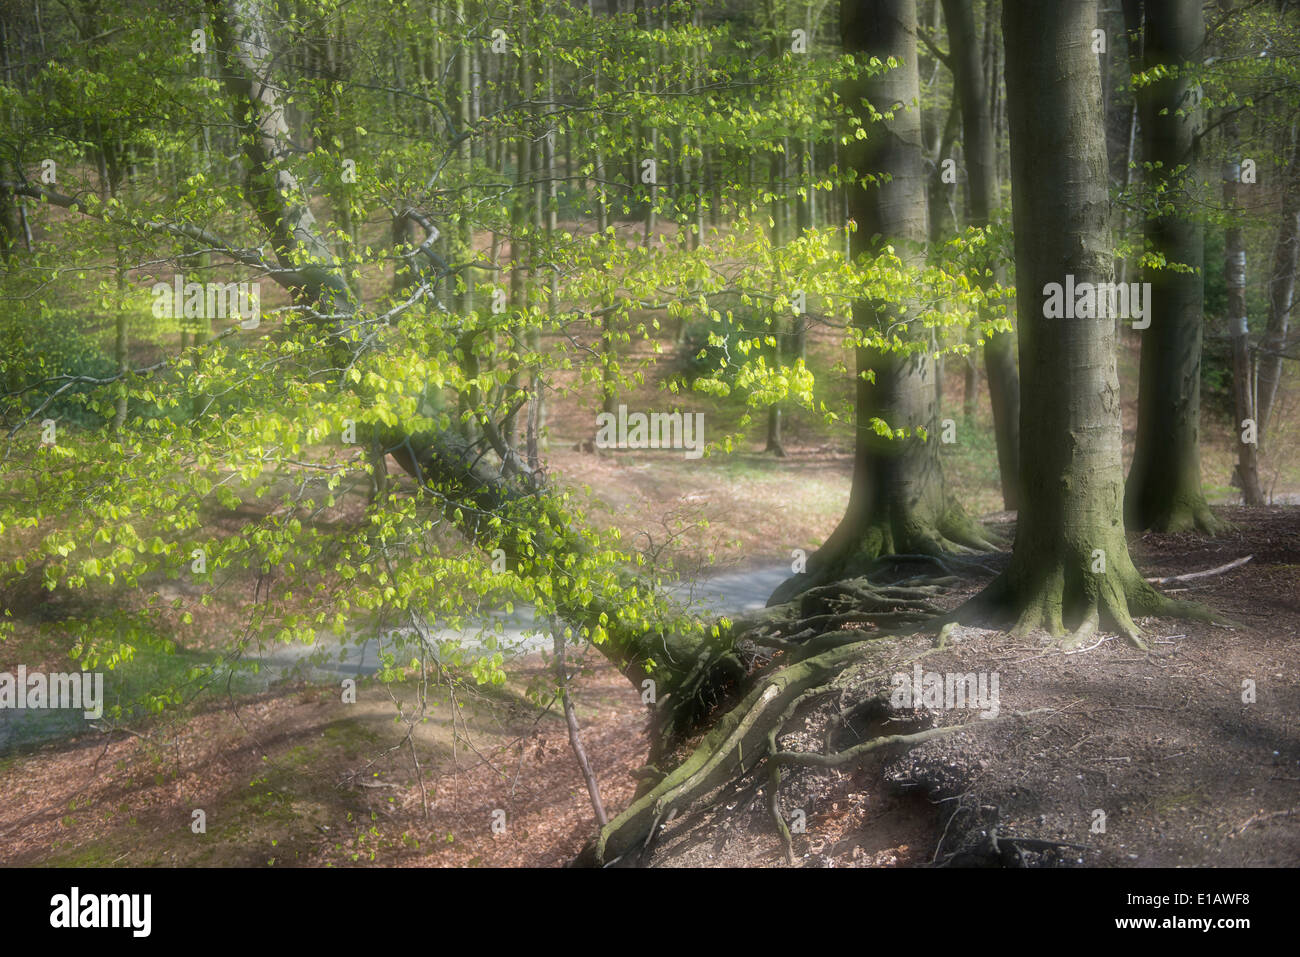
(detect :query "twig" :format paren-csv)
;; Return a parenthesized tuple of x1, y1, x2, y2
(1233, 806, 1298, 836)
(553, 619, 608, 827)
(1145, 555, 1252, 585)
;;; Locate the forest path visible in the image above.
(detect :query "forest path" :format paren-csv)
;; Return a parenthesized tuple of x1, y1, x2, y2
(251, 561, 794, 683)
(0, 562, 793, 751)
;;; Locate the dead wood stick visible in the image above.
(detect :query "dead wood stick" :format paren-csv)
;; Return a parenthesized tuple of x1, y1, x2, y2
(1145, 555, 1252, 585)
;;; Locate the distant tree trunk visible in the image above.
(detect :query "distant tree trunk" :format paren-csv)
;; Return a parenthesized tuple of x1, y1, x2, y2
(962, 347, 977, 418)
(113, 245, 128, 432)
(770, 0, 993, 606)
(765, 142, 787, 456)
(941, 0, 1020, 510)
(594, 52, 617, 421)
(503, 30, 532, 451)
(642, 127, 657, 245)
(1117, 0, 1143, 287)
(765, 402, 785, 455)
(764, 0, 789, 457)
(391, 210, 419, 295)
(0, 185, 19, 264)
(926, 96, 959, 242)
(961, 0, 1194, 645)
(1257, 127, 1300, 446)
(1123, 0, 1222, 532)
(523, 47, 555, 470)
(1224, 119, 1265, 505)
(455, 0, 474, 318)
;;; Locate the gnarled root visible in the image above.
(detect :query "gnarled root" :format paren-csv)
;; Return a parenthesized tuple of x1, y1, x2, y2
(593, 640, 867, 866)
(769, 506, 1003, 607)
(949, 554, 1220, 652)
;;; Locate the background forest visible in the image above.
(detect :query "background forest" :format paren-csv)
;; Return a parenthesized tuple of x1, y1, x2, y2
(1, 0, 1297, 869)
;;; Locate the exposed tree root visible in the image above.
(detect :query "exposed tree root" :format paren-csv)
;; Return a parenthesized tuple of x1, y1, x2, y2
(584, 542, 1228, 866)
(589, 561, 970, 866)
(771, 707, 1055, 768)
(725, 575, 961, 663)
(592, 640, 869, 866)
(767, 506, 1003, 606)
(766, 729, 795, 865)
(945, 555, 1222, 652)
(589, 612, 1053, 866)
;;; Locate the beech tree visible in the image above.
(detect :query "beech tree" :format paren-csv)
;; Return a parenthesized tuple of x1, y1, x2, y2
(939, 0, 1021, 512)
(957, 0, 1210, 645)
(1123, 0, 1223, 533)
(769, 0, 997, 604)
(8, 0, 1291, 872)
(3, 0, 952, 740)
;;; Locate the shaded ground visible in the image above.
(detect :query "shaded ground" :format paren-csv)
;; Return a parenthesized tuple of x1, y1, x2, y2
(2, 507, 1295, 868)
(0, 648, 647, 867)
(642, 507, 1300, 868)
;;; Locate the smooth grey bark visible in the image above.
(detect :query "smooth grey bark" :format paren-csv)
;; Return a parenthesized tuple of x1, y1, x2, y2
(1257, 127, 1300, 445)
(940, 0, 1020, 511)
(1223, 119, 1265, 505)
(770, 0, 993, 607)
(959, 0, 1188, 645)
(455, 0, 474, 317)
(1122, 0, 1221, 533)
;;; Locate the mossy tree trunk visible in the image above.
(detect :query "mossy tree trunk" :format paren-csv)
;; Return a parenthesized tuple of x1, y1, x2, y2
(961, 0, 1195, 647)
(770, 0, 994, 606)
(1122, 0, 1222, 533)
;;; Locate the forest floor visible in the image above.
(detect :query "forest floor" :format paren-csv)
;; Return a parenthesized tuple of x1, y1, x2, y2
(1, 507, 1295, 867)
(642, 507, 1300, 868)
(1, 328, 1298, 867)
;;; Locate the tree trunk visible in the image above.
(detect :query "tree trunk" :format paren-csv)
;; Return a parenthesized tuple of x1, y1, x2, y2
(1257, 126, 1300, 446)
(455, 0, 474, 317)
(941, 0, 1020, 510)
(765, 96, 788, 456)
(113, 245, 128, 432)
(1122, 0, 1220, 533)
(1224, 119, 1265, 505)
(963, 0, 1193, 646)
(769, 0, 994, 606)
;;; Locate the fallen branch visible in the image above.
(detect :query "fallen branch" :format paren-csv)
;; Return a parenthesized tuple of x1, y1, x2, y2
(1145, 555, 1252, 585)
(1233, 806, 1298, 835)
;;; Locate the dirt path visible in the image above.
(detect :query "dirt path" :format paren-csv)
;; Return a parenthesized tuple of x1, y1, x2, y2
(0, 561, 795, 754)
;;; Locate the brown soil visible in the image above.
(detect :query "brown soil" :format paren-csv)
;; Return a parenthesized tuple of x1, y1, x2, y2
(642, 507, 1300, 868)
(2, 508, 1296, 868)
